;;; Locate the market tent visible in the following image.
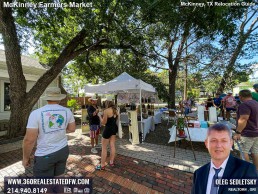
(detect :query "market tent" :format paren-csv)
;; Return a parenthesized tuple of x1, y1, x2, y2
(84, 72, 156, 94)
(84, 72, 156, 142)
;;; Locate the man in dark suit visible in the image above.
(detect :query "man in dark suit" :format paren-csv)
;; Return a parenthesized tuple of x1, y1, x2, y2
(191, 123, 257, 194)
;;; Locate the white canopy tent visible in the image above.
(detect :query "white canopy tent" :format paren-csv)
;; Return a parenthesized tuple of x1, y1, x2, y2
(84, 72, 156, 142)
(84, 72, 156, 94)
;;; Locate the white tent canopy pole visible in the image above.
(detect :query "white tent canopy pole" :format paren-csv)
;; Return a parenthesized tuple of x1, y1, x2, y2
(140, 87, 143, 143)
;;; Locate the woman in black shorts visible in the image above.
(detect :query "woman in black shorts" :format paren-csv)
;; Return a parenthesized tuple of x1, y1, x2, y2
(96, 97, 118, 170)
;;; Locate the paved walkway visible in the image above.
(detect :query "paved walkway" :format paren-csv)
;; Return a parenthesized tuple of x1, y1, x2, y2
(0, 128, 210, 194)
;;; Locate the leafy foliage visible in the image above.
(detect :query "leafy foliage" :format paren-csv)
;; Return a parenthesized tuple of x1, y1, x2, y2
(1, 0, 257, 135)
(67, 99, 80, 111)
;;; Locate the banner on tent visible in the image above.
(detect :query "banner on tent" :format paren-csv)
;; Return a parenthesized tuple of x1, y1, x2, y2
(117, 93, 129, 103)
(117, 93, 156, 104)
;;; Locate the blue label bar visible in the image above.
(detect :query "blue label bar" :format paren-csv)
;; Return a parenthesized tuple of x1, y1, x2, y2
(4, 177, 92, 194)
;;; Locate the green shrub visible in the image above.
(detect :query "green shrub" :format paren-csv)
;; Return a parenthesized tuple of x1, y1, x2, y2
(67, 99, 80, 111)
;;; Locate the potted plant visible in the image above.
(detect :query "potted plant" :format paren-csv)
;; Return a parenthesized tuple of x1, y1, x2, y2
(177, 117, 187, 138)
(178, 128, 185, 136)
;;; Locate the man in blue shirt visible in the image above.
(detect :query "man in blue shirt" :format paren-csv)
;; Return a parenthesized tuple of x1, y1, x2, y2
(213, 93, 223, 118)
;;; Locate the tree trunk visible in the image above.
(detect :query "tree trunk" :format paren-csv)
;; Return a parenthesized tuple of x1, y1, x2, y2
(0, 3, 88, 138)
(216, 9, 257, 93)
(1, 3, 27, 137)
(184, 42, 188, 100)
(168, 27, 189, 108)
(184, 63, 188, 100)
(7, 98, 34, 137)
(217, 35, 249, 94)
(168, 68, 177, 109)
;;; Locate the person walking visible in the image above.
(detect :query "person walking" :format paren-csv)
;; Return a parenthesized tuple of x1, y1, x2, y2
(233, 89, 258, 172)
(191, 123, 257, 194)
(87, 95, 101, 154)
(22, 87, 76, 177)
(96, 97, 118, 170)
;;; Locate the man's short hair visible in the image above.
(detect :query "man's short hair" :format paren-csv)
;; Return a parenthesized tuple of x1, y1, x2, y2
(239, 89, 252, 98)
(207, 123, 232, 138)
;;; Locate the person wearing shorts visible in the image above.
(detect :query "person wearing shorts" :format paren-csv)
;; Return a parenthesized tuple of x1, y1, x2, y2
(33, 145, 69, 176)
(234, 89, 258, 172)
(87, 96, 101, 154)
(96, 97, 118, 170)
(23, 87, 76, 177)
(222, 91, 236, 120)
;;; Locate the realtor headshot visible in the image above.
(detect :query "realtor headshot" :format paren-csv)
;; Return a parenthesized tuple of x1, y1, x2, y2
(191, 123, 258, 194)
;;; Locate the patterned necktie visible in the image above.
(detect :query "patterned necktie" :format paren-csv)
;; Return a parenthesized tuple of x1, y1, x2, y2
(210, 167, 222, 194)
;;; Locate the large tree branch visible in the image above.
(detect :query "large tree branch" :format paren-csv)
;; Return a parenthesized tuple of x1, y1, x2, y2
(217, 11, 257, 93)
(26, 29, 87, 103)
(106, 0, 120, 31)
(252, 25, 258, 32)
(240, 9, 257, 36)
(85, 42, 158, 62)
(153, 49, 168, 59)
(245, 9, 257, 27)
(113, 17, 150, 44)
(0, 0, 27, 97)
(181, 37, 199, 53)
(85, 51, 95, 73)
(70, 38, 108, 59)
(249, 16, 258, 33)
(239, 9, 249, 33)
(148, 64, 168, 70)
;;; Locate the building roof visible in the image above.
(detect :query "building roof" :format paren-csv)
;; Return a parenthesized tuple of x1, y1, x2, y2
(0, 49, 46, 75)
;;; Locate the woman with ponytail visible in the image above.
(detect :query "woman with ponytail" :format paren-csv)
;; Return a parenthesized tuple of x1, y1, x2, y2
(96, 97, 118, 170)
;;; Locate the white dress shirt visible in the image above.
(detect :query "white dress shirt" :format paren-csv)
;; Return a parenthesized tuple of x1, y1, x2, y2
(206, 156, 229, 194)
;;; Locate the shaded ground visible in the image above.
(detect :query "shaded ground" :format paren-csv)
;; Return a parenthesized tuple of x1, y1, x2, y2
(0, 135, 23, 145)
(122, 120, 240, 158)
(0, 133, 193, 194)
(121, 121, 208, 153)
(0, 115, 240, 159)
(0, 115, 243, 194)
